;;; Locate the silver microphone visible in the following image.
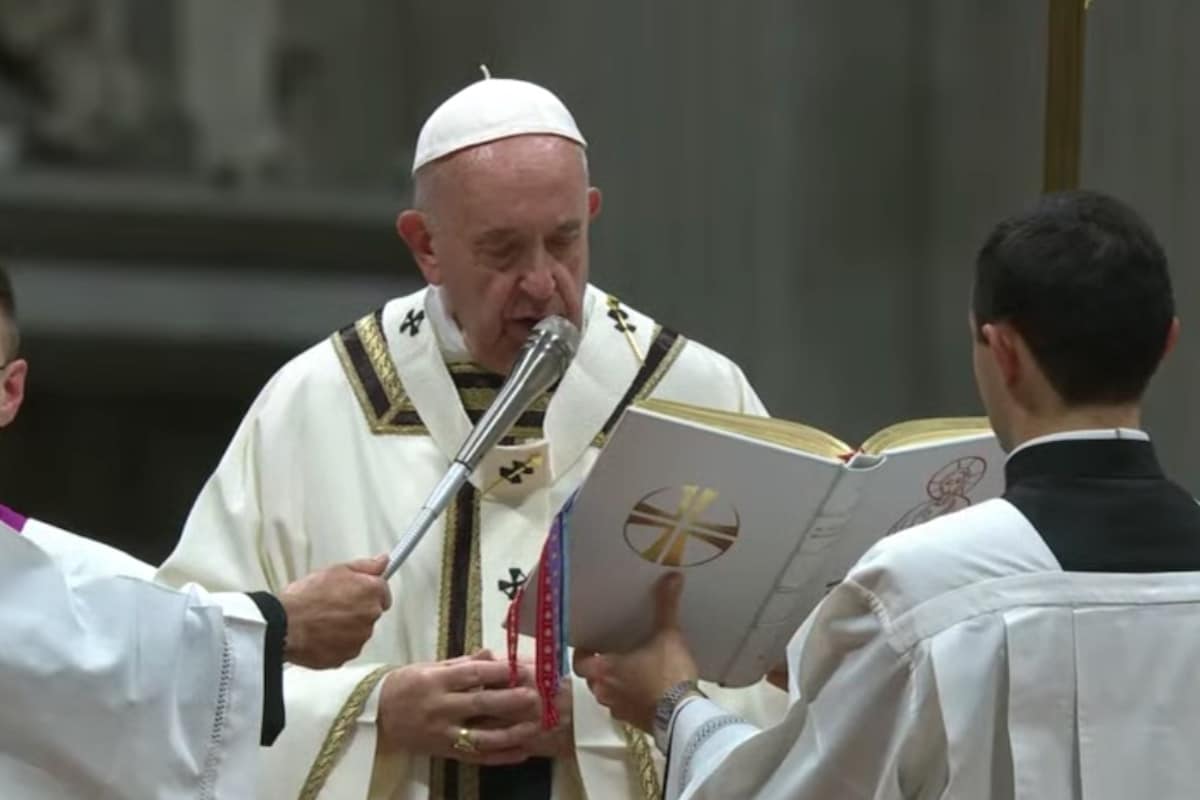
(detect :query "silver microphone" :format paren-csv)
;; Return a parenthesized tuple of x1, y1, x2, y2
(383, 315, 581, 579)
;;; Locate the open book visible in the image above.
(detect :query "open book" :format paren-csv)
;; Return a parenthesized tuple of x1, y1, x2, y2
(517, 399, 1004, 687)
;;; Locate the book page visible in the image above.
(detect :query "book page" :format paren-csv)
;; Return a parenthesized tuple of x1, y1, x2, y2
(859, 417, 992, 454)
(637, 398, 852, 459)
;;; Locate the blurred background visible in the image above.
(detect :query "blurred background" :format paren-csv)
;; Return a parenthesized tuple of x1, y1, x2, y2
(0, 0, 1196, 563)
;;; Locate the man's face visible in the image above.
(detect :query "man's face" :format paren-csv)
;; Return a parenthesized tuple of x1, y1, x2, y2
(399, 135, 600, 374)
(937, 471, 966, 498)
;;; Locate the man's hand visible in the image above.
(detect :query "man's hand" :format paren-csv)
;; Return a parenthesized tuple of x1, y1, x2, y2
(279, 554, 392, 669)
(574, 573, 698, 732)
(377, 650, 542, 766)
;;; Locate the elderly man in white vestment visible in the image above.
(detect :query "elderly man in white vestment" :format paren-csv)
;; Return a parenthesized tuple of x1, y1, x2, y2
(577, 190, 1200, 800)
(0, 267, 393, 798)
(158, 75, 784, 799)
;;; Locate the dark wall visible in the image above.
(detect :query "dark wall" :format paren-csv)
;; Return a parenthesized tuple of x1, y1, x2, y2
(3, 1, 1197, 566)
(0, 336, 287, 563)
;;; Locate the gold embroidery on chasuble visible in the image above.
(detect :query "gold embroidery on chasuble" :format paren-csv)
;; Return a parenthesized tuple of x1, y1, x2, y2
(591, 324, 686, 450)
(325, 305, 681, 800)
(297, 665, 395, 800)
(330, 311, 555, 799)
(332, 310, 424, 434)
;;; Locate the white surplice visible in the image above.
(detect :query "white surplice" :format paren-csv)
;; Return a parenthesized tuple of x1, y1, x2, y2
(158, 284, 786, 800)
(0, 519, 267, 799)
(23, 516, 157, 581)
(663, 497, 1200, 800)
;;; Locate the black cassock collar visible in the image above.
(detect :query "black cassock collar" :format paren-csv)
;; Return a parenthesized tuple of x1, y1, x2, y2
(1003, 438, 1200, 573)
(1006, 437, 1163, 488)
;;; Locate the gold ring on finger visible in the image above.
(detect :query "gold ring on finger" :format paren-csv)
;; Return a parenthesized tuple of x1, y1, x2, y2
(452, 727, 477, 754)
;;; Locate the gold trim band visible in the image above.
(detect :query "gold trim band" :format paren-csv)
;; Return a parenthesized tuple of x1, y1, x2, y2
(621, 722, 662, 800)
(297, 665, 394, 800)
(430, 487, 484, 800)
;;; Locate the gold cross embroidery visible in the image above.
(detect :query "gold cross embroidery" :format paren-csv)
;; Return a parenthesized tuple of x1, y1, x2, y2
(481, 454, 545, 497)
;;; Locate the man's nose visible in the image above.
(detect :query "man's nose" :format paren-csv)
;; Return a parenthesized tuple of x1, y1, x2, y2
(520, 249, 557, 300)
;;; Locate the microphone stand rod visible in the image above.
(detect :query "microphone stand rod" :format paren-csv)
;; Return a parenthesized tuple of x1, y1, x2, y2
(383, 462, 469, 579)
(382, 317, 578, 580)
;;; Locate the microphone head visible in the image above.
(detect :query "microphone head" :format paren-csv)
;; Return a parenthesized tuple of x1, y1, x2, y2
(530, 315, 581, 362)
(454, 315, 581, 470)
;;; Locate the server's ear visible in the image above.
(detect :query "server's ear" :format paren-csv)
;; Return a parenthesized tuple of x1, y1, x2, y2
(1162, 317, 1182, 360)
(0, 358, 27, 429)
(980, 322, 1022, 388)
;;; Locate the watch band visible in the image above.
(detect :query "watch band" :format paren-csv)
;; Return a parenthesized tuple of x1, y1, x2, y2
(653, 679, 705, 752)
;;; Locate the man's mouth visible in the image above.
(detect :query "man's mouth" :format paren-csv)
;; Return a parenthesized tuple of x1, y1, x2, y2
(510, 315, 545, 331)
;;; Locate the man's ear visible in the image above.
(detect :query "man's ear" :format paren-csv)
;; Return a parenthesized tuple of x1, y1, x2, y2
(587, 188, 602, 221)
(396, 210, 440, 285)
(0, 358, 28, 428)
(1162, 317, 1182, 359)
(982, 322, 1022, 388)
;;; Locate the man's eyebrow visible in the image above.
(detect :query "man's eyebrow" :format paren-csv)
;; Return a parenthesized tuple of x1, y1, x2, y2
(552, 221, 583, 235)
(472, 228, 520, 248)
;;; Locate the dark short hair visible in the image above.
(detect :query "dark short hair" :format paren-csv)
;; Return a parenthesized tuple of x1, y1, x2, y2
(973, 190, 1174, 405)
(0, 265, 18, 360)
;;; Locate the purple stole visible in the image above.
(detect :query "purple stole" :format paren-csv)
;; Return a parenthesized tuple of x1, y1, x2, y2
(0, 503, 27, 532)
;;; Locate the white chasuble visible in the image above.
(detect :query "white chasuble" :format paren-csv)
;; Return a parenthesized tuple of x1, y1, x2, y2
(663, 498, 1200, 800)
(159, 284, 785, 800)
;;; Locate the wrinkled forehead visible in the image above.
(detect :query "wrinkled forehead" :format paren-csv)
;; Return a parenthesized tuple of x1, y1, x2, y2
(422, 135, 590, 225)
(429, 135, 586, 190)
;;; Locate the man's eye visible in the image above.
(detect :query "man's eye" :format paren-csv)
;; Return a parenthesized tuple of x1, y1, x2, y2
(484, 244, 518, 261)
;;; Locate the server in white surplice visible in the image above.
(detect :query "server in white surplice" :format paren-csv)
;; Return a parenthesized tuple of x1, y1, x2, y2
(0, 266, 392, 799)
(577, 190, 1200, 800)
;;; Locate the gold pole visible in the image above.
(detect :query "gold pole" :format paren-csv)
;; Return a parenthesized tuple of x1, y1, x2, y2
(1042, 0, 1088, 192)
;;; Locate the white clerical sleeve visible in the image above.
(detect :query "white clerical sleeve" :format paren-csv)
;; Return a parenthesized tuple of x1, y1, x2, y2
(0, 528, 266, 799)
(158, 374, 393, 799)
(663, 698, 760, 798)
(665, 579, 931, 800)
(23, 517, 156, 581)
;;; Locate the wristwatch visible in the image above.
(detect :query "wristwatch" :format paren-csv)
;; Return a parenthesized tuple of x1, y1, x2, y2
(652, 679, 706, 752)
